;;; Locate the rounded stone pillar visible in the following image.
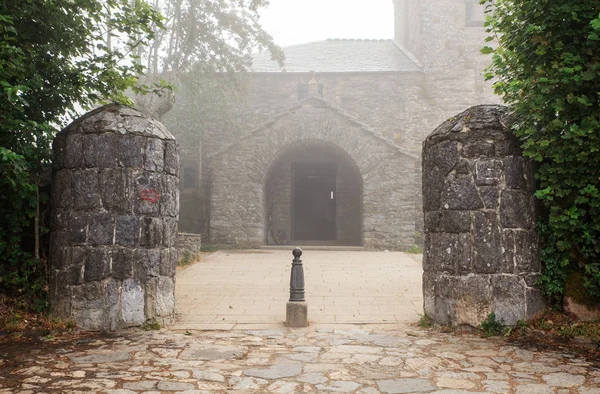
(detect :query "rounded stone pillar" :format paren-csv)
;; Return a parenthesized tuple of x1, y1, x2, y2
(49, 104, 179, 331)
(422, 105, 545, 326)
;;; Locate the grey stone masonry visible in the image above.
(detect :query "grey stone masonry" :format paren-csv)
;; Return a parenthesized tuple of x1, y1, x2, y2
(422, 105, 545, 326)
(49, 104, 179, 331)
(208, 96, 419, 249)
(176, 232, 202, 262)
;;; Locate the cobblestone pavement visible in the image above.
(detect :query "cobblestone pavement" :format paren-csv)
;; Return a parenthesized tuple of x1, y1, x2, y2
(175, 250, 423, 330)
(1, 325, 599, 393)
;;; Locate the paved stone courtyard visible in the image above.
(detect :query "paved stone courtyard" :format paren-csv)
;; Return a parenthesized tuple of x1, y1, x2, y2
(2, 326, 599, 393)
(2, 250, 599, 393)
(174, 250, 423, 330)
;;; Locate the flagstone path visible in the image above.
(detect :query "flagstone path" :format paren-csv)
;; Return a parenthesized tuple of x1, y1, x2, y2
(1, 325, 599, 393)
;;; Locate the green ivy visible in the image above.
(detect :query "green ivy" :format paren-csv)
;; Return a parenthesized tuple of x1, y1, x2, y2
(481, 0, 600, 301)
(0, 0, 164, 306)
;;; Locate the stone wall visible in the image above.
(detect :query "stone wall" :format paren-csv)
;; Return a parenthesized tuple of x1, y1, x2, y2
(422, 105, 545, 326)
(163, 0, 502, 238)
(209, 97, 418, 249)
(49, 104, 179, 331)
(176, 232, 202, 261)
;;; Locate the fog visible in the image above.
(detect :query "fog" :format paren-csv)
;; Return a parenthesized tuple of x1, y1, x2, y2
(259, 0, 394, 46)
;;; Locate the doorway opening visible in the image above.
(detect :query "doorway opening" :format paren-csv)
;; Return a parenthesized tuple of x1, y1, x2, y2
(293, 161, 337, 241)
(264, 141, 362, 246)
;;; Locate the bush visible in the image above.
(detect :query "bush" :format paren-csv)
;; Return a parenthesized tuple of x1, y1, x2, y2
(482, 0, 600, 301)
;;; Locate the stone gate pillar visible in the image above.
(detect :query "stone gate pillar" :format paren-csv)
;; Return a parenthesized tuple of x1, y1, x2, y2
(49, 104, 179, 331)
(422, 105, 545, 326)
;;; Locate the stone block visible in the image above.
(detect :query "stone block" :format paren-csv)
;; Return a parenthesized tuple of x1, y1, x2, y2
(113, 248, 134, 279)
(500, 190, 534, 229)
(73, 169, 100, 209)
(115, 215, 140, 246)
(64, 134, 83, 168)
(118, 135, 145, 168)
(159, 248, 176, 276)
(446, 275, 494, 326)
(160, 175, 179, 217)
(472, 211, 501, 274)
(164, 140, 179, 175)
(145, 138, 164, 172)
(492, 276, 527, 326)
(52, 170, 73, 209)
(141, 217, 163, 246)
(441, 173, 484, 210)
(83, 133, 117, 168)
(479, 186, 499, 209)
(286, 301, 308, 327)
(72, 307, 105, 332)
(429, 140, 461, 175)
(504, 156, 527, 189)
(156, 276, 175, 317)
(133, 172, 161, 214)
(50, 208, 69, 231)
(88, 212, 115, 245)
(100, 169, 133, 214)
(122, 278, 145, 325)
(422, 271, 438, 322)
(49, 231, 69, 268)
(135, 248, 160, 279)
(84, 248, 111, 282)
(107, 279, 120, 332)
(423, 233, 471, 274)
(514, 230, 540, 273)
(442, 210, 470, 233)
(70, 246, 87, 270)
(495, 136, 520, 156)
(453, 159, 471, 174)
(69, 214, 88, 244)
(502, 230, 516, 273)
(144, 277, 158, 319)
(63, 263, 84, 286)
(163, 217, 178, 247)
(474, 159, 503, 186)
(462, 141, 495, 158)
(422, 166, 444, 211)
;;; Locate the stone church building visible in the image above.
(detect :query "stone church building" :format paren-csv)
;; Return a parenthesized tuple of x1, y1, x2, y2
(169, 0, 499, 249)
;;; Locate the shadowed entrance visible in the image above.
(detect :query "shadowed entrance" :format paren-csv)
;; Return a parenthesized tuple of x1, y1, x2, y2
(293, 162, 336, 241)
(265, 141, 362, 246)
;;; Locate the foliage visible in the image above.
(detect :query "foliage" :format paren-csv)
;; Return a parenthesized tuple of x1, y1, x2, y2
(478, 312, 507, 337)
(177, 250, 199, 267)
(481, 0, 600, 301)
(142, 320, 161, 331)
(0, 0, 164, 304)
(404, 244, 424, 254)
(418, 314, 434, 328)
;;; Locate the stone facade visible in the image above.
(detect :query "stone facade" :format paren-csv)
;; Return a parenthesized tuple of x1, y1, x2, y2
(422, 105, 546, 326)
(49, 104, 179, 331)
(166, 0, 501, 247)
(209, 97, 418, 249)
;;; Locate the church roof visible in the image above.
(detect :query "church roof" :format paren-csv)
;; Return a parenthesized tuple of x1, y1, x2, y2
(251, 39, 421, 73)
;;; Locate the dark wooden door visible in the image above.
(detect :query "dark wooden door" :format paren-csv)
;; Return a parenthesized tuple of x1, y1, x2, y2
(292, 162, 336, 241)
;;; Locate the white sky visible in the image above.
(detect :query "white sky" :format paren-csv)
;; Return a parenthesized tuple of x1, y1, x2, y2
(258, 0, 394, 47)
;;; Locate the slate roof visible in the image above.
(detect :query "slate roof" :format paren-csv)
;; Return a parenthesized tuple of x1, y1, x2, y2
(251, 39, 421, 73)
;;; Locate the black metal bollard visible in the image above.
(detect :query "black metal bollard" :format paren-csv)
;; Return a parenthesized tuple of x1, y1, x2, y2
(289, 248, 305, 302)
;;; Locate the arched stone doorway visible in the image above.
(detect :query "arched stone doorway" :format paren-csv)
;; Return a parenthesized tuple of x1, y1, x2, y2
(264, 141, 363, 246)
